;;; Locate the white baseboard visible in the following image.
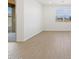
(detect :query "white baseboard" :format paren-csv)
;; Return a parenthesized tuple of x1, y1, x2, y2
(17, 29, 70, 42)
(24, 30, 42, 41)
(43, 29, 71, 31)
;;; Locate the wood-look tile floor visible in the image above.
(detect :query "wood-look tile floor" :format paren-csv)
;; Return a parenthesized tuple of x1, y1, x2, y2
(8, 31, 71, 59)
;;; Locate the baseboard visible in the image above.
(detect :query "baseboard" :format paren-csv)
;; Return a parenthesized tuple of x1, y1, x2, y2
(16, 39, 25, 42)
(17, 30, 70, 42)
(43, 29, 71, 31)
(24, 30, 42, 41)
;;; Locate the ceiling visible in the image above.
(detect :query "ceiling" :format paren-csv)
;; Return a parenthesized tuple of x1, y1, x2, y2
(36, 0, 71, 5)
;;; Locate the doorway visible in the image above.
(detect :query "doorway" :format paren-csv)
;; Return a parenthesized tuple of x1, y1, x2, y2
(8, 3, 16, 42)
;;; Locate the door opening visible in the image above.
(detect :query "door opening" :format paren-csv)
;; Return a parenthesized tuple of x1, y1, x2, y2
(8, 3, 16, 42)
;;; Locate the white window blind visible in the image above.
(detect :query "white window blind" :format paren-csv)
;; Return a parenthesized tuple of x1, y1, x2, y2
(56, 6, 71, 22)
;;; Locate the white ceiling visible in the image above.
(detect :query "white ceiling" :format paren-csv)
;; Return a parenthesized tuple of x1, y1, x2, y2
(36, 0, 71, 5)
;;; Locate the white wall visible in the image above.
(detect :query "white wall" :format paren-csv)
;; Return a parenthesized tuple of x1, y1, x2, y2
(16, 0, 24, 41)
(24, 0, 43, 41)
(16, 0, 71, 41)
(16, 0, 43, 41)
(43, 5, 71, 31)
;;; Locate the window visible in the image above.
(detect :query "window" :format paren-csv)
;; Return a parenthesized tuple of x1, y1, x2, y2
(56, 6, 71, 22)
(8, 4, 15, 32)
(8, 6, 13, 32)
